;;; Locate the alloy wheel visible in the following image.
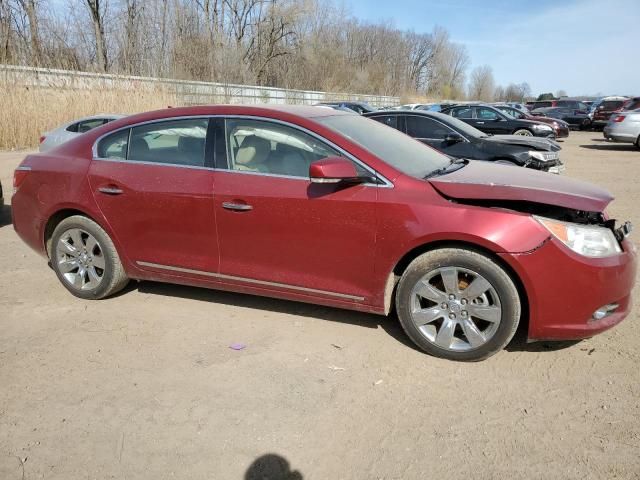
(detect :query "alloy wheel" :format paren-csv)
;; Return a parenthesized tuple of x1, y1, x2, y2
(55, 228, 106, 291)
(409, 267, 502, 351)
(514, 129, 533, 136)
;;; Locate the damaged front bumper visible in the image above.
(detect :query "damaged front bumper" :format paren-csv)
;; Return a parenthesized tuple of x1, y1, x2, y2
(501, 235, 637, 341)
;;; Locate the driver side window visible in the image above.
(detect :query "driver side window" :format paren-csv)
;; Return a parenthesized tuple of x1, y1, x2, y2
(223, 119, 366, 178)
(477, 108, 499, 120)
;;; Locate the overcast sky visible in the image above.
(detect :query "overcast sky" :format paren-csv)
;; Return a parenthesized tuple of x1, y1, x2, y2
(344, 0, 639, 96)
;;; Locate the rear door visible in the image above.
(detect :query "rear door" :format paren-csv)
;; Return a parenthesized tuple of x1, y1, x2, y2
(88, 117, 219, 273)
(211, 117, 379, 303)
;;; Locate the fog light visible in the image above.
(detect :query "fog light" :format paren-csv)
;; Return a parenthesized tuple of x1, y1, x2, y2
(592, 304, 619, 321)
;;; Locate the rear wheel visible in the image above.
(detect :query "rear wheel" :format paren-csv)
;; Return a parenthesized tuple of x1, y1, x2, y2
(513, 129, 533, 136)
(395, 248, 521, 361)
(50, 215, 129, 299)
(636, 135, 640, 149)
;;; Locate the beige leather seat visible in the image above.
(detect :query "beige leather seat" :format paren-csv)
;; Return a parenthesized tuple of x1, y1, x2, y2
(234, 135, 271, 173)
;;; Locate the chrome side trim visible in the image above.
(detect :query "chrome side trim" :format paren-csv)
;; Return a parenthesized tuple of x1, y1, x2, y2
(136, 261, 366, 302)
(15, 166, 32, 171)
(91, 157, 215, 171)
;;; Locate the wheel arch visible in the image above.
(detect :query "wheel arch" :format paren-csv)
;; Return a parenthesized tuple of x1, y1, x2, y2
(384, 239, 530, 336)
(44, 208, 107, 258)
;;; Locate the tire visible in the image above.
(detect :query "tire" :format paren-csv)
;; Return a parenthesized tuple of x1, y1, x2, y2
(50, 215, 129, 299)
(395, 248, 521, 361)
(636, 135, 640, 150)
(513, 129, 533, 136)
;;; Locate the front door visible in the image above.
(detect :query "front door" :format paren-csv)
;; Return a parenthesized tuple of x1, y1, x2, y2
(212, 117, 378, 303)
(475, 107, 510, 134)
(88, 117, 219, 273)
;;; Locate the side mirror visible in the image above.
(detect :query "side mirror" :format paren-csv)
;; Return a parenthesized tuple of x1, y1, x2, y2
(309, 157, 372, 184)
(493, 117, 504, 122)
(444, 133, 464, 144)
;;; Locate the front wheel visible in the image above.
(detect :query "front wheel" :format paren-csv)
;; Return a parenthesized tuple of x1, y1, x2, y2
(50, 215, 129, 299)
(395, 248, 521, 361)
(513, 129, 533, 136)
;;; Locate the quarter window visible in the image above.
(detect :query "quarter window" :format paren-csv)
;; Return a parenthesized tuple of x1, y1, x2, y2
(129, 118, 208, 167)
(224, 119, 362, 178)
(97, 129, 128, 160)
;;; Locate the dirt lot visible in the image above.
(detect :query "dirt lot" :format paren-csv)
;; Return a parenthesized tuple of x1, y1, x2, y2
(0, 132, 639, 480)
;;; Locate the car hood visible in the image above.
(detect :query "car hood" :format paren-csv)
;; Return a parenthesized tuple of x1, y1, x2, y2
(429, 161, 613, 212)
(483, 135, 560, 151)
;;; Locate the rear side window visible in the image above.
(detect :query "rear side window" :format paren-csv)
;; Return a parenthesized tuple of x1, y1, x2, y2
(97, 129, 129, 159)
(68, 118, 108, 133)
(406, 116, 453, 140)
(600, 101, 625, 110)
(129, 118, 209, 167)
(451, 107, 472, 119)
(534, 101, 552, 108)
(371, 115, 398, 129)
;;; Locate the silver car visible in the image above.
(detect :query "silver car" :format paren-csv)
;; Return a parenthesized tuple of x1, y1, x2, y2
(39, 114, 125, 152)
(603, 109, 640, 149)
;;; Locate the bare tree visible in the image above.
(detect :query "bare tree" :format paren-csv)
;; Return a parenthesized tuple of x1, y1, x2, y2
(85, 0, 107, 71)
(468, 65, 495, 101)
(14, 0, 41, 64)
(0, 0, 530, 101)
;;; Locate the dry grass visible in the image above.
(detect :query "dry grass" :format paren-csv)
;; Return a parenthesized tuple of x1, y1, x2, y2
(0, 83, 177, 150)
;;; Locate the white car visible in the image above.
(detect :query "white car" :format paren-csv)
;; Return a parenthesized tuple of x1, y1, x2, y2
(39, 114, 125, 152)
(603, 109, 640, 149)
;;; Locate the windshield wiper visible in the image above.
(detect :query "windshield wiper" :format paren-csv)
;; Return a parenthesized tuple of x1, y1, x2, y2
(424, 158, 467, 179)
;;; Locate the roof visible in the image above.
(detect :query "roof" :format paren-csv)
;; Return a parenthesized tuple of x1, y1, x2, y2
(109, 104, 351, 127)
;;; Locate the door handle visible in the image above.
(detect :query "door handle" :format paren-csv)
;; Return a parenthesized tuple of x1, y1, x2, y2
(476, 121, 485, 124)
(222, 202, 253, 212)
(98, 186, 123, 195)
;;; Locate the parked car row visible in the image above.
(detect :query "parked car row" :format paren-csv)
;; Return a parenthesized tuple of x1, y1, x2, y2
(364, 110, 564, 173)
(12, 104, 636, 362)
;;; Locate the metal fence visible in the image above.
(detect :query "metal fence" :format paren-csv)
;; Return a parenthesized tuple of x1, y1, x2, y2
(0, 64, 399, 107)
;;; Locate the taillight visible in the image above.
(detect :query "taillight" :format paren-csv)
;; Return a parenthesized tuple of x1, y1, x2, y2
(13, 166, 31, 194)
(613, 116, 626, 123)
(39, 135, 46, 144)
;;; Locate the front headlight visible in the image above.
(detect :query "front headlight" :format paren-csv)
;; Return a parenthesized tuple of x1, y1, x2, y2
(532, 124, 552, 131)
(534, 216, 622, 258)
(528, 150, 559, 162)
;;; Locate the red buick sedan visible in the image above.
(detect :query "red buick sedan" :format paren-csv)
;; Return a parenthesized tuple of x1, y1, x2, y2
(12, 105, 636, 361)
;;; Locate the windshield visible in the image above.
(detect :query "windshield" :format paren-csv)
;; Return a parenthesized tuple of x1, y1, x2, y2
(317, 114, 450, 178)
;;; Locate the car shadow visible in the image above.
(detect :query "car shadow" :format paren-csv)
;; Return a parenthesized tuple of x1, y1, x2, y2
(0, 204, 12, 228)
(580, 138, 638, 151)
(134, 280, 578, 357)
(505, 328, 582, 353)
(135, 280, 421, 352)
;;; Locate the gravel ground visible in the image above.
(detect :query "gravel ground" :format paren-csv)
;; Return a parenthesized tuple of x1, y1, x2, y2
(0, 131, 639, 479)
